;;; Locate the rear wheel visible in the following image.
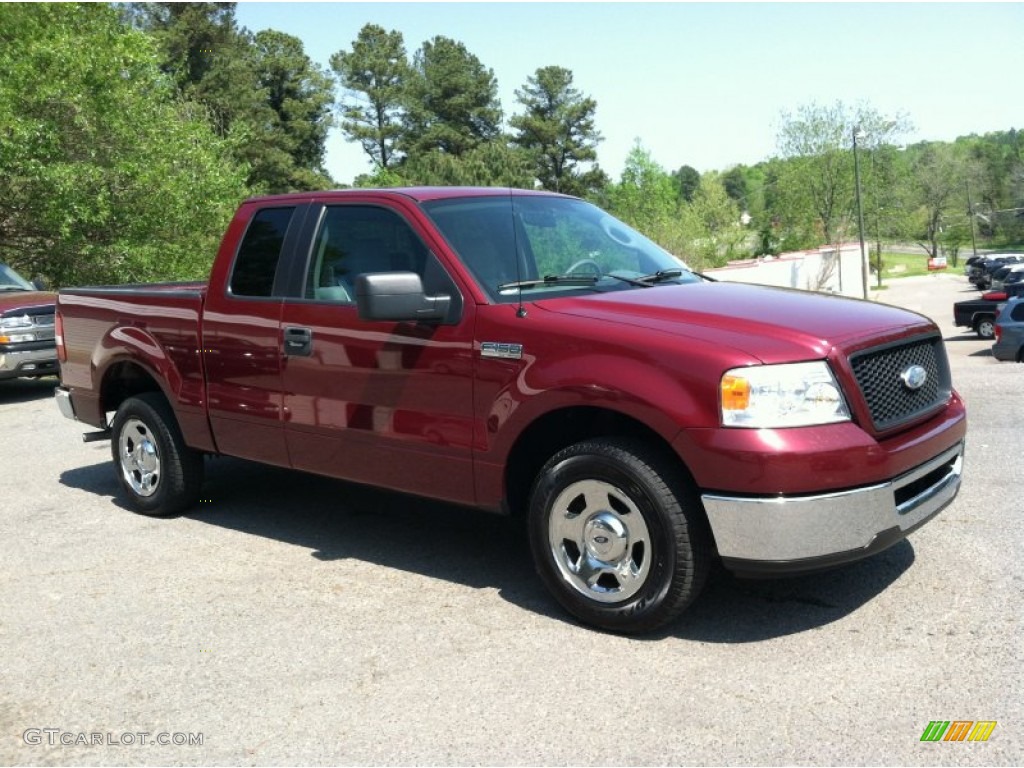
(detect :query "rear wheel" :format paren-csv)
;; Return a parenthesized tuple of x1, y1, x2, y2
(111, 393, 204, 517)
(976, 317, 995, 340)
(528, 438, 711, 633)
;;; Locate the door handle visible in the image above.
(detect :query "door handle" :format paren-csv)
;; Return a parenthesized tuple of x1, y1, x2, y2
(283, 326, 312, 357)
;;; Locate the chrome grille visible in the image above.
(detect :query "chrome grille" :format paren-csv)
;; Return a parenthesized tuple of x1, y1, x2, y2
(849, 336, 950, 432)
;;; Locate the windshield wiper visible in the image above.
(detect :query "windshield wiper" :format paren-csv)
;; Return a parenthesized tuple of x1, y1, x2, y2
(636, 268, 686, 284)
(604, 268, 687, 287)
(0, 286, 28, 291)
(497, 275, 599, 291)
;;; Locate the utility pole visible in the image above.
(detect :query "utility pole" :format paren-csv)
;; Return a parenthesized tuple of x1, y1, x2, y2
(966, 179, 978, 259)
(853, 127, 869, 299)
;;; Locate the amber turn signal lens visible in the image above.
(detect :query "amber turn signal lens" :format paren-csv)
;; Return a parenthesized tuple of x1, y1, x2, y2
(720, 374, 750, 411)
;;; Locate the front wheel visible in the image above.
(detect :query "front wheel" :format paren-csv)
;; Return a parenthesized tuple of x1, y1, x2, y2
(111, 393, 204, 517)
(528, 438, 711, 633)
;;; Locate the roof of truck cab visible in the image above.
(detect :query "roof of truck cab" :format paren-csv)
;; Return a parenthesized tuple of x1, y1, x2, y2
(243, 187, 572, 205)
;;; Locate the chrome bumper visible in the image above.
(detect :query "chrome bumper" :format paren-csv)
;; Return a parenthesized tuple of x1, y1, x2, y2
(0, 346, 58, 378)
(54, 386, 77, 421)
(703, 442, 964, 572)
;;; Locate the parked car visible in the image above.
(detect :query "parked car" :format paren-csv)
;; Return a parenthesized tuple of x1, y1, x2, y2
(993, 263, 1024, 291)
(963, 255, 987, 276)
(952, 283, 1024, 339)
(0, 263, 58, 380)
(54, 188, 967, 633)
(992, 296, 1024, 362)
(970, 255, 1024, 290)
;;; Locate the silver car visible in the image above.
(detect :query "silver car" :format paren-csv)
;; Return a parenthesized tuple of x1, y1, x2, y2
(992, 296, 1024, 362)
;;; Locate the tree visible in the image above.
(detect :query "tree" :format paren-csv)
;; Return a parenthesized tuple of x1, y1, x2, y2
(603, 142, 714, 267)
(908, 142, 975, 259)
(247, 29, 334, 191)
(122, 2, 257, 135)
(673, 165, 701, 203)
(127, 2, 334, 193)
(510, 66, 605, 196)
(775, 101, 908, 246)
(605, 143, 678, 235)
(355, 142, 534, 188)
(330, 24, 410, 170)
(721, 166, 749, 208)
(401, 36, 502, 158)
(0, 3, 250, 287)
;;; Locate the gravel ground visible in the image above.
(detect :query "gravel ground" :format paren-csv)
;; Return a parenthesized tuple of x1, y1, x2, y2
(0, 272, 1020, 766)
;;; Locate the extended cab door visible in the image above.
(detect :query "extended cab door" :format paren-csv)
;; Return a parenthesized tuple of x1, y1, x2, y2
(202, 204, 308, 467)
(277, 200, 477, 505)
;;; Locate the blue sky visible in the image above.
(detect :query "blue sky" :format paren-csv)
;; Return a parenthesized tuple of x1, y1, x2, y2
(235, 2, 1024, 185)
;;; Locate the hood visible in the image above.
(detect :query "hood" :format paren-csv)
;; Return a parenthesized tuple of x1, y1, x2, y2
(0, 290, 57, 315)
(534, 282, 936, 364)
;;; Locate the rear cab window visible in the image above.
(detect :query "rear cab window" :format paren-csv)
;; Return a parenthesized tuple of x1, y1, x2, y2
(229, 207, 297, 297)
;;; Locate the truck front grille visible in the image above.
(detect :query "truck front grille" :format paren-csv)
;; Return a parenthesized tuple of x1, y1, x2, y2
(849, 335, 950, 432)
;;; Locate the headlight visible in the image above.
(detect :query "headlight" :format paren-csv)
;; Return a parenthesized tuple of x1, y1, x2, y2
(720, 361, 850, 428)
(0, 315, 35, 344)
(0, 314, 33, 330)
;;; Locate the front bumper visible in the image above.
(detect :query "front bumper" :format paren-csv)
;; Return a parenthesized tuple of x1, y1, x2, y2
(703, 441, 964, 575)
(0, 345, 59, 379)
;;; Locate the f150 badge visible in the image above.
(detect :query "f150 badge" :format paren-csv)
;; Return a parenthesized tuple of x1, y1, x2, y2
(481, 342, 523, 360)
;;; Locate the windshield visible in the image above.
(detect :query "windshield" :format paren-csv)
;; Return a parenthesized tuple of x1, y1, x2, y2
(420, 195, 702, 302)
(0, 264, 33, 291)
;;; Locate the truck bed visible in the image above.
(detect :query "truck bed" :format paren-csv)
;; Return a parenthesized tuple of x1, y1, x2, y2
(57, 282, 213, 450)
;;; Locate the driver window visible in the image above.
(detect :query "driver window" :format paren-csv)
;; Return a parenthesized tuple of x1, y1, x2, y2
(306, 205, 430, 303)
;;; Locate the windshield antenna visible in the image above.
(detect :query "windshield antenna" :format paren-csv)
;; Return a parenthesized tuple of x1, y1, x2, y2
(509, 187, 527, 318)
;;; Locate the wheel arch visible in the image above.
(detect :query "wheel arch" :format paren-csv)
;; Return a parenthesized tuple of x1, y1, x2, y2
(100, 359, 166, 419)
(973, 312, 995, 328)
(504, 405, 698, 519)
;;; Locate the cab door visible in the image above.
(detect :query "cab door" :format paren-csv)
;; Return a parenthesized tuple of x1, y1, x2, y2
(278, 201, 477, 505)
(203, 204, 306, 467)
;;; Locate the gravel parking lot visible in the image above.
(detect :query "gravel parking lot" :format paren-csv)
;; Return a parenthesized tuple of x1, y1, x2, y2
(1, 272, 1020, 766)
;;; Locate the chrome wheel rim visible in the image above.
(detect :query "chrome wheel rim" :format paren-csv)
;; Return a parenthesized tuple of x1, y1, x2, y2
(118, 417, 161, 497)
(547, 479, 652, 603)
(979, 320, 994, 338)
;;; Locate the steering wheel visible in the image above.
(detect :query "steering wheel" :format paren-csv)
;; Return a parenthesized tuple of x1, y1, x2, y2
(565, 258, 603, 277)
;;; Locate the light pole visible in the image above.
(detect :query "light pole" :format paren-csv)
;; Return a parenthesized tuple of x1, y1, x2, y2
(966, 179, 978, 259)
(853, 126, 869, 299)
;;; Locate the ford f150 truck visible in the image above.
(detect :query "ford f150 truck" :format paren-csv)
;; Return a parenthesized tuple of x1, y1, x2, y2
(55, 188, 966, 633)
(0, 263, 57, 380)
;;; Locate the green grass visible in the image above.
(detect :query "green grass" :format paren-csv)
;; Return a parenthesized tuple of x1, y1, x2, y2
(876, 251, 946, 279)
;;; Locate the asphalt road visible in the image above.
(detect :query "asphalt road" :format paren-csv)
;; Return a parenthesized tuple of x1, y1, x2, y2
(1, 272, 1020, 766)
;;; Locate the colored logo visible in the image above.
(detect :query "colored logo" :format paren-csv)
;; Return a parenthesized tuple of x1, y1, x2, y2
(920, 721, 997, 742)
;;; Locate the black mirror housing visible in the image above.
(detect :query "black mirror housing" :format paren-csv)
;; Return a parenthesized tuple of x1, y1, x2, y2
(354, 272, 452, 323)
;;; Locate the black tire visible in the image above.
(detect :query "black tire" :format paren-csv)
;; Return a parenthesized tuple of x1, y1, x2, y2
(528, 438, 711, 633)
(976, 317, 995, 340)
(110, 392, 204, 517)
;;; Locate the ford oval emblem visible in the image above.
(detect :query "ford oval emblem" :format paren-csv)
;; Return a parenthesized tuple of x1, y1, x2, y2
(900, 364, 928, 390)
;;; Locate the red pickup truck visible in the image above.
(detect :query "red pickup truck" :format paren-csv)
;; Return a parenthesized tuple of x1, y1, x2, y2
(55, 188, 966, 632)
(1, 262, 58, 380)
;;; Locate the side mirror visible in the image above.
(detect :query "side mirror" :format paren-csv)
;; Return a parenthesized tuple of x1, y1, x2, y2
(32, 277, 49, 291)
(354, 272, 452, 323)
